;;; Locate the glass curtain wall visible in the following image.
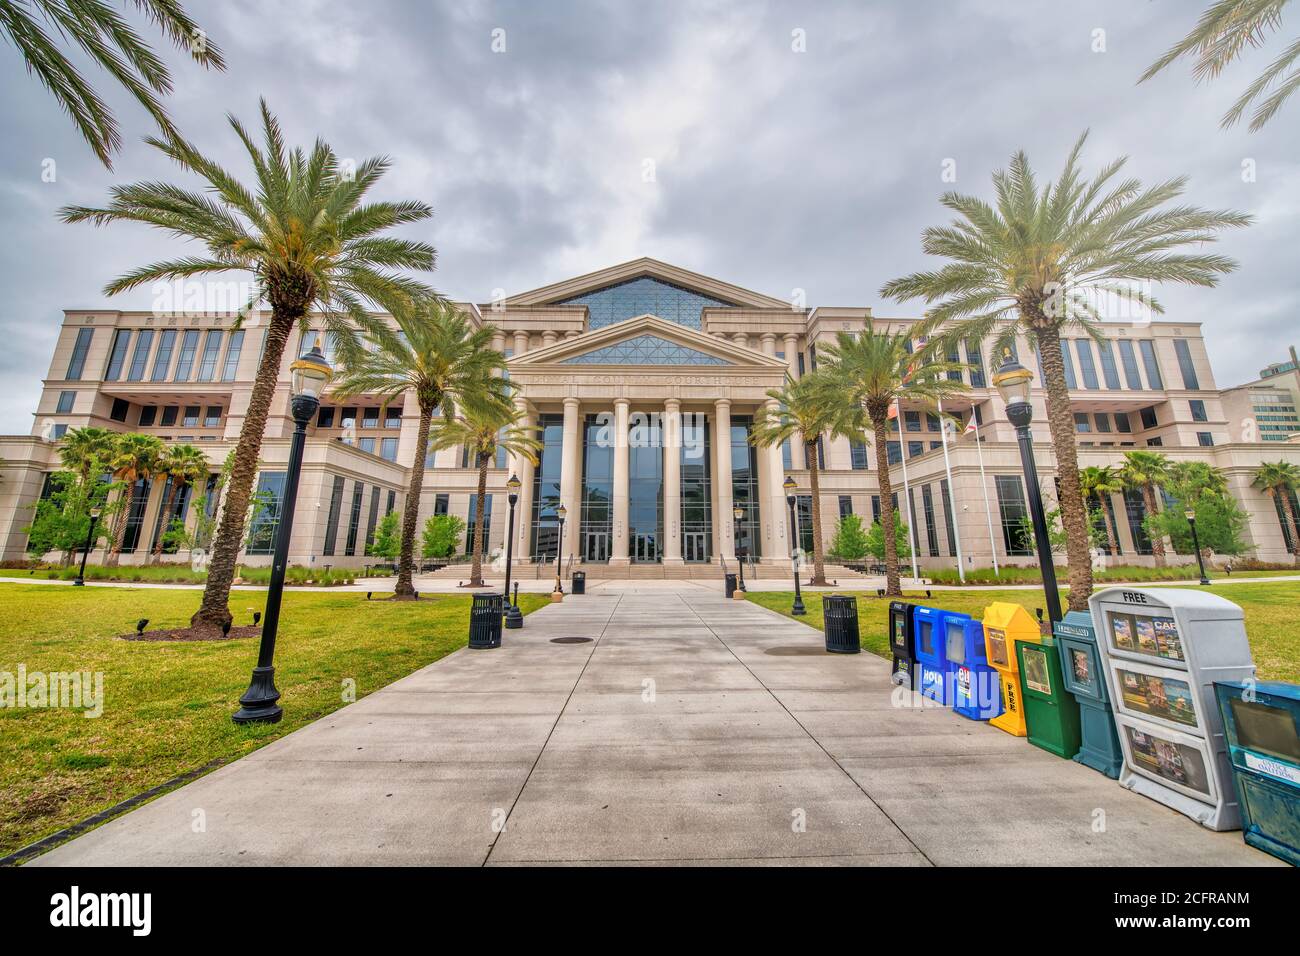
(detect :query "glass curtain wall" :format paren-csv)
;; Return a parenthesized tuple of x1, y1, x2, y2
(680, 414, 711, 562)
(730, 416, 761, 561)
(530, 414, 564, 560)
(581, 414, 613, 562)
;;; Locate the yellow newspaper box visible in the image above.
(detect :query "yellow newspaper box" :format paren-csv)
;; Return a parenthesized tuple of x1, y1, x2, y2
(983, 602, 1042, 737)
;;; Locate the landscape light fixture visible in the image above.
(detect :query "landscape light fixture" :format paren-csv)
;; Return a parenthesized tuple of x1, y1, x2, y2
(783, 476, 805, 616)
(733, 504, 747, 593)
(1185, 508, 1211, 585)
(74, 505, 103, 587)
(504, 473, 523, 628)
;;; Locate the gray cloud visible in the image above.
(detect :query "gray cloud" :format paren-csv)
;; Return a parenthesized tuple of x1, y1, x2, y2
(1, 0, 1295, 432)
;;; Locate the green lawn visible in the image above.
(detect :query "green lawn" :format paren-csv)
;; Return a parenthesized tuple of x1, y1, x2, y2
(0, 583, 547, 859)
(747, 581, 1300, 684)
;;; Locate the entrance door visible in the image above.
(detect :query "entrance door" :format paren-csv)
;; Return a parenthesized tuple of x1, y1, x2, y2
(584, 531, 609, 563)
(633, 533, 658, 563)
(683, 532, 708, 563)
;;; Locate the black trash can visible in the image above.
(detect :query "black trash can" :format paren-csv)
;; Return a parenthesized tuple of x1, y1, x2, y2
(823, 595, 861, 654)
(724, 572, 737, 598)
(571, 570, 586, 595)
(469, 592, 504, 649)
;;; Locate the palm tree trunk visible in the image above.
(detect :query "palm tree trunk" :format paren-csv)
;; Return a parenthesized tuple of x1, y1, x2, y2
(191, 313, 294, 628)
(1101, 495, 1119, 555)
(804, 440, 829, 587)
(872, 416, 902, 596)
(1279, 490, 1300, 565)
(1030, 328, 1094, 611)
(395, 404, 433, 598)
(470, 453, 488, 587)
(152, 480, 180, 563)
(1143, 484, 1167, 566)
(107, 480, 135, 567)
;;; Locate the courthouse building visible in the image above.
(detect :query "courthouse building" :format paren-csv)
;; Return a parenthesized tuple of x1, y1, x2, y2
(1, 258, 1298, 574)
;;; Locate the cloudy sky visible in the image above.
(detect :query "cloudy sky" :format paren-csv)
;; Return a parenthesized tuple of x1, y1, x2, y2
(1, 0, 1296, 433)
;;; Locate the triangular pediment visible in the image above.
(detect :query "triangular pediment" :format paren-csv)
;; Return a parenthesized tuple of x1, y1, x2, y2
(509, 315, 788, 369)
(501, 258, 790, 311)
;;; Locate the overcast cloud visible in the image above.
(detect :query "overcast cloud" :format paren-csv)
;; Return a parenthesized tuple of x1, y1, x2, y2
(1, 0, 1296, 433)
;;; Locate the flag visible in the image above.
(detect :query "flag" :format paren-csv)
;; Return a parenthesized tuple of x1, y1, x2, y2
(963, 417, 977, 436)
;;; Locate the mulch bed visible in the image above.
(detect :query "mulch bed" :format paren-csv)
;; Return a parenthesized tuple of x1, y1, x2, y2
(118, 625, 262, 642)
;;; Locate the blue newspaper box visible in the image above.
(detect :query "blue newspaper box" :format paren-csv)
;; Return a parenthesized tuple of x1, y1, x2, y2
(949, 613, 1002, 721)
(1055, 610, 1122, 778)
(914, 605, 954, 705)
(1214, 680, 1300, 866)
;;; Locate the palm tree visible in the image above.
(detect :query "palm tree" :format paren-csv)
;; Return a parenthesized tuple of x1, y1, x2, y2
(1078, 465, 1123, 556)
(815, 328, 968, 596)
(1142, 0, 1299, 131)
(58, 426, 116, 485)
(429, 402, 541, 587)
(1118, 451, 1173, 567)
(61, 100, 436, 629)
(150, 443, 209, 562)
(330, 301, 508, 598)
(1252, 460, 1300, 564)
(0, 0, 223, 167)
(752, 372, 866, 587)
(104, 432, 164, 565)
(881, 132, 1250, 611)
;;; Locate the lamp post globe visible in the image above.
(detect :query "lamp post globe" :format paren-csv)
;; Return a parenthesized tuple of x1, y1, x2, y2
(783, 476, 805, 616)
(1185, 508, 1211, 586)
(733, 504, 747, 592)
(74, 505, 102, 587)
(233, 342, 332, 724)
(503, 473, 523, 628)
(992, 348, 1062, 623)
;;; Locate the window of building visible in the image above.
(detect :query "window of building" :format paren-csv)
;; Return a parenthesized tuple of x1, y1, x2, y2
(731, 417, 761, 560)
(118, 477, 152, 552)
(138, 405, 156, 427)
(781, 437, 792, 470)
(149, 475, 193, 554)
(939, 478, 957, 557)
(1189, 399, 1208, 422)
(797, 352, 805, 377)
(362, 408, 380, 428)
(583, 413, 617, 560)
(907, 440, 924, 459)
(173, 330, 200, 381)
(1075, 339, 1100, 389)
(384, 406, 402, 428)
(246, 472, 287, 555)
(1138, 340, 1164, 389)
(946, 342, 962, 382)
(380, 437, 398, 462)
(1123, 487, 1153, 554)
(1272, 488, 1300, 552)
(1074, 413, 1091, 433)
(529, 414, 564, 559)
(104, 329, 132, 381)
(126, 329, 153, 381)
(925, 413, 940, 432)
(322, 475, 345, 556)
(204, 406, 222, 428)
(344, 481, 365, 556)
(838, 495, 854, 519)
(359, 437, 376, 455)
(465, 494, 493, 553)
(318, 406, 335, 428)
(1139, 405, 1158, 429)
(386, 489, 396, 515)
(364, 485, 381, 554)
(904, 410, 921, 432)
(995, 474, 1033, 555)
(1173, 338, 1199, 390)
(887, 441, 901, 465)
(1117, 339, 1143, 389)
(196, 330, 223, 381)
(160, 405, 178, 427)
(65, 328, 94, 380)
(1060, 342, 1078, 389)
(849, 440, 869, 470)
(434, 493, 449, 516)
(340, 407, 357, 432)
(110, 398, 130, 422)
(555, 276, 728, 331)
(1115, 412, 1132, 433)
(1096, 340, 1122, 389)
(221, 330, 244, 381)
(56, 390, 75, 414)
(921, 484, 939, 557)
(966, 338, 986, 388)
(1197, 432, 1214, 447)
(151, 329, 176, 381)
(1095, 412, 1112, 432)
(1147, 437, 1163, 447)
(182, 406, 200, 427)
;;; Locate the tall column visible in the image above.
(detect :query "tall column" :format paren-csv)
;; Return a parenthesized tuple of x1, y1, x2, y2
(760, 332, 777, 357)
(783, 334, 799, 378)
(662, 398, 682, 564)
(542, 330, 558, 348)
(713, 399, 734, 561)
(559, 397, 582, 560)
(513, 331, 529, 356)
(491, 331, 505, 352)
(611, 398, 631, 564)
(757, 398, 785, 562)
(732, 332, 748, 349)
(512, 397, 535, 562)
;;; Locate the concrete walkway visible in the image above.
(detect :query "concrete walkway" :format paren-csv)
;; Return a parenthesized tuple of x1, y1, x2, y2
(31, 586, 1276, 866)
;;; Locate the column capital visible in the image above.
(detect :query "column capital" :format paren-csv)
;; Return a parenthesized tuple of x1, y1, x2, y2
(613, 396, 631, 409)
(761, 332, 777, 345)
(714, 398, 731, 410)
(664, 397, 681, 411)
(563, 396, 581, 409)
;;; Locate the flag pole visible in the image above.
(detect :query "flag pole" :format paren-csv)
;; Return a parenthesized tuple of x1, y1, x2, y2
(970, 401, 1000, 576)
(895, 397, 921, 583)
(938, 398, 965, 583)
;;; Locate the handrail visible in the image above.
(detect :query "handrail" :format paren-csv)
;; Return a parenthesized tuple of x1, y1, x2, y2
(565, 553, 574, 579)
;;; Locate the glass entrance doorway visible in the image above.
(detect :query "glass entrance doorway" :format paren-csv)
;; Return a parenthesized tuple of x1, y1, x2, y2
(683, 531, 709, 563)
(633, 533, 658, 563)
(584, 531, 609, 563)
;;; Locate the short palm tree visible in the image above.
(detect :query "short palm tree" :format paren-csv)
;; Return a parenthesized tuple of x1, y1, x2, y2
(1143, 0, 1298, 131)
(150, 443, 209, 562)
(59, 426, 116, 485)
(882, 132, 1250, 610)
(815, 328, 968, 595)
(1118, 451, 1173, 566)
(429, 402, 541, 588)
(0, 0, 223, 167)
(331, 301, 508, 598)
(61, 100, 436, 628)
(1078, 465, 1123, 555)
(104, 432, 164, 565)
(752, 371, 866, 587)
(1252, 460, 1300, 563)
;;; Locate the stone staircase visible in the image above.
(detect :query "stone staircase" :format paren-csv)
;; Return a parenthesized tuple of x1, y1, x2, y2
(416, 559, 873, 583)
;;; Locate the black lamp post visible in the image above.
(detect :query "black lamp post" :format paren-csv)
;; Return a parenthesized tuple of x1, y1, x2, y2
(233, 342, 332, 725)
(503, 473, 523, 628)
(552, 503, 566, 597)
(73, 505, 102, 587)
(992, 349, 1062, 624)
(733, 504, 747, 592)
(1186, 509, 1211, 585)
(784, 476, 805, 616)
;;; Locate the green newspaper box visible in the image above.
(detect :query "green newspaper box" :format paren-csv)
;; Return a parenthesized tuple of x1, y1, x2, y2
(1016, 635, 1081, 759)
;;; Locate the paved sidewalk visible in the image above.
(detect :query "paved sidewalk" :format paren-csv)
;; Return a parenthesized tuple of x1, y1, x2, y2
(31, 587, 1276, 866)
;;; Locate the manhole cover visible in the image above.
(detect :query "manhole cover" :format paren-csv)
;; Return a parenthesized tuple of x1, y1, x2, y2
(764, 646, 824, 656)
(550, 637, 594, 644)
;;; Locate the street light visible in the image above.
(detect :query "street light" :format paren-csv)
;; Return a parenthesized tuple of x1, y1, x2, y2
(1185, 508, 1211, 586)
(992, 348, 1062, 623)
(233, 342, 332, 725)
(503, 473, 523, 628)
(73, 505, 102, 586)
(733, 504, 747, 592)
(552, 503, 567, 599)
(784, 476, 805, 616)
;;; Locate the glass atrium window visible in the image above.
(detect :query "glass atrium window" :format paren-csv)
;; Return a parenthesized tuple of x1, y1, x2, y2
(561, 334, 731, 366)
(557, 276, 732, 330)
